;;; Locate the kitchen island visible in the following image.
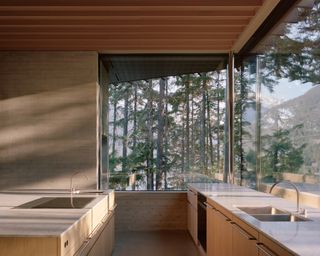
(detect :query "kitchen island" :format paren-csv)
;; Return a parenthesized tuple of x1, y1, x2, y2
(0, 190, 115, 256)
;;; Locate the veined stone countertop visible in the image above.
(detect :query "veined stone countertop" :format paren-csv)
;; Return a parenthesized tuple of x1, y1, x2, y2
(189, 183, 320, 256)
(0, 191, 111, 237)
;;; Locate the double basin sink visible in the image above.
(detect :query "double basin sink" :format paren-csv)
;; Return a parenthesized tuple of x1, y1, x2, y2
(237, 206, 310, 222)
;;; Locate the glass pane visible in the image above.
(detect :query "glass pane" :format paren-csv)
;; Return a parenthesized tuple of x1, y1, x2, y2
(238, 2, 320, 207)
(106, 69, 226, 190)
(234, 57, 257, 188)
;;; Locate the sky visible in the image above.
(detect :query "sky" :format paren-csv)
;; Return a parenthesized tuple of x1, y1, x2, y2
(262, 78, 314, 102)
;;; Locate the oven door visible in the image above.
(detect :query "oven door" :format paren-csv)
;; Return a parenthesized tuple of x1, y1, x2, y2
(197, 196, 207, 252)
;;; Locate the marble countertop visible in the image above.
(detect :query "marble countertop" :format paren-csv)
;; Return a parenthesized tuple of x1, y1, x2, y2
(0, 192, 110, 237)
(189, 183, 320, 256)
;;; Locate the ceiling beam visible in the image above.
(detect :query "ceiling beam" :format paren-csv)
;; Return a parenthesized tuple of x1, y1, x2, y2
(0, 39, 231, 52)
(232, 0, 280, 52)
(0, 0, 263, 7)
(0, 6, 260, 12)
(0, 25, 245, 34)
(0, 33, 239, 40)
(0, 10, 256, 17)
(0, 16, 250, 26)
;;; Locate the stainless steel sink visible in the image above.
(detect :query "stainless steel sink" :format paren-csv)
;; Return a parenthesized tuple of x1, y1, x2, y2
(237, 206, 287, 215)
(237, 206, 311, 222)
(16, 197, 96, 209)
(250, 214, 310, 222)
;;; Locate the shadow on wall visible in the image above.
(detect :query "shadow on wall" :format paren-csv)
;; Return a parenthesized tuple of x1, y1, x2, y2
(0, 84, 97, 190)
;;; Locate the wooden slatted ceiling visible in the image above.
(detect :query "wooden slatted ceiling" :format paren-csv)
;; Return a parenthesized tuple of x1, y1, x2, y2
(0, 0, 280, 53)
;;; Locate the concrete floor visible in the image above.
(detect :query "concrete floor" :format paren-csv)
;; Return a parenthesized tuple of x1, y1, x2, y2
(112, 230, 199, 256)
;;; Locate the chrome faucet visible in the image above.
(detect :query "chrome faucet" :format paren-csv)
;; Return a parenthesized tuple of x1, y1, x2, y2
(269, 180, 304, 215)
(70, 171, 88, 208)
(70, 171, 88, 194)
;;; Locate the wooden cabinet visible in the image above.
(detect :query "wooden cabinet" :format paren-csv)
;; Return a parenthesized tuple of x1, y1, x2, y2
(257, 234, 294, 256)
(231, 219, 258, 256)
(213, 209, 232, 256)
(87, 213, 115, 256)
(206, 203, 215, 256)
(187, 188, 197, 244)
(207, 202, 232, 256)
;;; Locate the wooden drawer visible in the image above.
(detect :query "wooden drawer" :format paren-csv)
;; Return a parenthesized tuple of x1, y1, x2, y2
(59, 211, 92, 256)
(187, 188, 197, 208)
(258, 234, 294, 256)
(92, 196, 108, 230)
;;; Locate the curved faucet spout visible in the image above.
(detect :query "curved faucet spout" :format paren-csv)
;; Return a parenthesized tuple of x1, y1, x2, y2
(269, 180, 301, 214)
(70, 171, 89, 194)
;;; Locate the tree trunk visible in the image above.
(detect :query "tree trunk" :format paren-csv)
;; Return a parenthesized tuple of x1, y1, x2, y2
(190, 92, 195, 171)
(147, 80, 154, 190)
(112, 88, 117, 158)
(164, 79, 169, 189)
(200, 73, 207, 173)
(156, 78, 165, 190)
(122, 84, 129, 173)
(206, 90, 214, 173)
(216, 72, 221, 173)
(133, 82, 138, 149)
(239, 65, 245, 185)
(185, 75, 190, 172)
(181, 104, 185, 173)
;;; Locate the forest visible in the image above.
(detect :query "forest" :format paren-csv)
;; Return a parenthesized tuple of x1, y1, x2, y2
(108, 72, 226, 190)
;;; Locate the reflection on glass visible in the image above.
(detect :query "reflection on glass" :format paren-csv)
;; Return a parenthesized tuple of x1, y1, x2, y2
(237, 2, 320, 207)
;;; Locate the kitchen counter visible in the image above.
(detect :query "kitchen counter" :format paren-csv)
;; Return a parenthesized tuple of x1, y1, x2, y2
(0, 192, 111, 236)
(189, 183, 320, 256)
(0, 190, 114, 256)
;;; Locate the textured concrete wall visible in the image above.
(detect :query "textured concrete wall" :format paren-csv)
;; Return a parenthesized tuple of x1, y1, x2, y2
(0, 52, 98, 190)
(115, 192, 187, 231)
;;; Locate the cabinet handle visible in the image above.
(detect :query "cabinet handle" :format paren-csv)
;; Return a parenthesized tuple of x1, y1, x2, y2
(231, 223, 256, 241)
(203, 202, 214, 210)
(256, 243, 277, 256)
(215, 209, 231, 221)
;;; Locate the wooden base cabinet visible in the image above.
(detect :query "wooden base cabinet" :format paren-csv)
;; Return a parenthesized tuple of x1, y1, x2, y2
(206, 203, 215, 256)
(257, 234, 294, 256)
(207, 202, 232, 256)
(87, 213, 115, 256)
(231, 221, 258, 256)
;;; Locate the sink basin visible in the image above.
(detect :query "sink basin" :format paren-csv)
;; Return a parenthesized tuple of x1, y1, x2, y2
(250, 214, 310, 222)
(237, 206, 311, 222)
(238, 206, 287, 215)
(16, 197, 96, 209)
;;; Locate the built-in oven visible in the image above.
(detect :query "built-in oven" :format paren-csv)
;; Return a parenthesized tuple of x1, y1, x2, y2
(197, 193, 207, 252)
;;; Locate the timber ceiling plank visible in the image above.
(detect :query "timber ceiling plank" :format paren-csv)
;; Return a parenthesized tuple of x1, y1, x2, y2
(0, 16, 251, 26)
(0, 0, 269, 52)
(0, 0, 263, 7)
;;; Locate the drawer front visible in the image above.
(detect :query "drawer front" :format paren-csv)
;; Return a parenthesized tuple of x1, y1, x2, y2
(258, 235, 294, 256)
(60, 212, 91, 256)
(187, 188, 197, 208)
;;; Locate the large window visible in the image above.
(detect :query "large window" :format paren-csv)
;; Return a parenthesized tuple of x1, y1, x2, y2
(108, 72, 226, 190)
(236, 1, 320, 207)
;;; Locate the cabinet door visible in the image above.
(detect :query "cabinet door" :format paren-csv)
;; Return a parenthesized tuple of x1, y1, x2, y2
(187, 202, 197, 244)
(213, 210, 232, 256)
(187, 188, 197, 208)
(213, 211, 232, 256)
(206, 204, 215, 256)
(187, 202, 193, 238)
(232, 222, 257, 256)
